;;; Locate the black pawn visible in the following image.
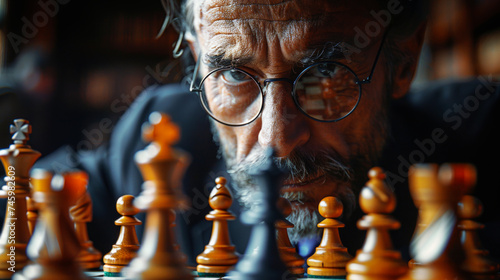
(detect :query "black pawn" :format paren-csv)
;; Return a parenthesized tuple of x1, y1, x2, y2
(228, 148, 293, 280)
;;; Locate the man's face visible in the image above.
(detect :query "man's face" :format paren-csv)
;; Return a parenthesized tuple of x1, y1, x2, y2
(191, 0, 391, 241)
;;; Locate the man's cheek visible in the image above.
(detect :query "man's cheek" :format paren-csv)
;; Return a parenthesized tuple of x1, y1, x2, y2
(215, 124, 239, 157)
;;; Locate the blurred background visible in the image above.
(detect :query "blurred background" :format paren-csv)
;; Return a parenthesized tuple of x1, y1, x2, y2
(0, 0, 179, 155)
(1, 0, 500, 157)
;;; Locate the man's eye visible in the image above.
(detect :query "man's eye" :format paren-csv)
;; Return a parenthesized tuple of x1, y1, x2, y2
(315, 64, 337, 78)
(221, 69, 252, 83)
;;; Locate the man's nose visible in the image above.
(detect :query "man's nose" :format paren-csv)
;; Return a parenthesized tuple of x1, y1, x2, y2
(257, 82, 310, 157)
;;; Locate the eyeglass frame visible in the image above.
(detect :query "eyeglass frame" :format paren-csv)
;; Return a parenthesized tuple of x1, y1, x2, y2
(190, 29, 389, 127)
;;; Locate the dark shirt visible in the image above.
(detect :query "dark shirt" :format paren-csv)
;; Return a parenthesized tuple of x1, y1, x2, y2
(30, 77, 500, 265)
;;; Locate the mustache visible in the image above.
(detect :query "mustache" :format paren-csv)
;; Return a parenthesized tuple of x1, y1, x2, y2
(228, 147, 354, 185)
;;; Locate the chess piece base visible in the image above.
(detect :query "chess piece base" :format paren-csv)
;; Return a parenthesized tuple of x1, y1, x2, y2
(280, 247, 305, 274)
(288, 266, 305, 276)
(346, 250, 407, 280)
(197, 264, 234, 274)
(103, 244, 139, 266)
(307, 247, 352, 277)
(124, 253, 194, 280)
(307, 267, 347, 278)
(196, 244, 238, 267)
(399, 261, 469, 280)
(77, 246, 102, 270)
(103, 263, 126, 274)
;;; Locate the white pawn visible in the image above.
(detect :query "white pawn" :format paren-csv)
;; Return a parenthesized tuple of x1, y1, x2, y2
(103, 195, 142, 276)
(307, 196, 352, 278)
(196, 177, 238, 277)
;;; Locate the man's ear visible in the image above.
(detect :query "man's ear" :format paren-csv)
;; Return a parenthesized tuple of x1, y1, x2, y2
(391, 22, 427, 99)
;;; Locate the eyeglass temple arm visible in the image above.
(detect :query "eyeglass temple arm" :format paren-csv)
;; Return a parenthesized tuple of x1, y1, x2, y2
(190, 52, 203, 92)
(358, 28, 390, 85)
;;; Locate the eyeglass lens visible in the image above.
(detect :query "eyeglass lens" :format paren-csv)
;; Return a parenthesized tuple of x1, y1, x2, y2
(294, 63, 360, 121)
(200, 62, 360, 125)
(200, 68, 263, 126)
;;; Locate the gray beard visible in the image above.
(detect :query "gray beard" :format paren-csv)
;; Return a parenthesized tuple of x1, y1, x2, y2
(210, 107, 388, 244)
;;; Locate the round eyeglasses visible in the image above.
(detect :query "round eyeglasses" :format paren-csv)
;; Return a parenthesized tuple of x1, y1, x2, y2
(190, 31, 387, 127)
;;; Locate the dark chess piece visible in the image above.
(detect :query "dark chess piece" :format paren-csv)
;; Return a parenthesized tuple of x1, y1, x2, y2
(228, 147, 292, 280)
(0, 119, 41, 279)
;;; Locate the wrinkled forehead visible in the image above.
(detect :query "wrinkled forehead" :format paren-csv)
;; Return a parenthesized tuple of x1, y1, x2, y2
(193, 0, 382, 58)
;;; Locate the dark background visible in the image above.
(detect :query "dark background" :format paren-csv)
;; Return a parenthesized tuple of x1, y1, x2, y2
(0, 0, 179, 154)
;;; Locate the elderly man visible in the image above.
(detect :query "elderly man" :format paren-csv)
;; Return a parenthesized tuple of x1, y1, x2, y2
(34, 0, 500, 265)
(182, 0, 426, 242)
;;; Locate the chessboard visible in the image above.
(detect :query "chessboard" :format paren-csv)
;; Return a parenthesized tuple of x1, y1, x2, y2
(83, 271, 319, 279)
(1, 116, 499, 280)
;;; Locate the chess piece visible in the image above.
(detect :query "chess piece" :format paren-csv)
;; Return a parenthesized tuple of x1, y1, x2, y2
(228, 147, 292, 280)
(168, 132, 189, 266)
(13, 169, 89, 280)
(26, 196, 38, 235)
(168, 137, 191, 266)
(346, 167, 408, 280)
(122, 112, 193, 280)
(196, 177, 239, 277)
(0, 119, 41, 278)
(457, 195, 500, 277)
(307, 196, 352, 278)
(400, 163, 476, 280)
(276, 197, 305, 276)
(68, 174, 102, 270)
(103, 195, 142, 276)
(169, 210, 188, 265)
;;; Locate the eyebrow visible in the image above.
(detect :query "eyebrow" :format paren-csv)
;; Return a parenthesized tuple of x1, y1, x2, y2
(298, 42, 348, 66)
(203, 53, 254, 69)
(203, 41, 351, 70)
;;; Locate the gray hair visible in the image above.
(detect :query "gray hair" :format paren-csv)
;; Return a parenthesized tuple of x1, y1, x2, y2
(160, 0, 428, 89)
